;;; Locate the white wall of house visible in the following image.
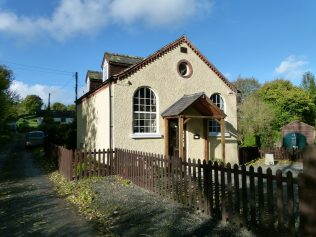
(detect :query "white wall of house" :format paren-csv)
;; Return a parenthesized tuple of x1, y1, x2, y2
(112, 42, 238, 163)
(77, 87, 110, 150)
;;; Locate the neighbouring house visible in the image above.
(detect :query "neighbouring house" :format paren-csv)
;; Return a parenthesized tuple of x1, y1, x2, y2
(76, 36, 239, 164)
(281, 121, 316, 149)
(35, 110, 75, 125)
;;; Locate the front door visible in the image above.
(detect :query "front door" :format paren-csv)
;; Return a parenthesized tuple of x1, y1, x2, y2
(168, 119, 179, 157)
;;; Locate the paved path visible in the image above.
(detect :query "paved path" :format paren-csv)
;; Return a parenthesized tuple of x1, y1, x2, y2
(0, 135, 99, 237)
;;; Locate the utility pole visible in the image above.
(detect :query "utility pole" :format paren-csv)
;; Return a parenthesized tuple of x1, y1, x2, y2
(75, 72, 78, 101)
(48, 93, 51, 109)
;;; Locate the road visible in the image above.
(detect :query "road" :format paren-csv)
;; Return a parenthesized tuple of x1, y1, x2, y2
(0, 135, 99, 237)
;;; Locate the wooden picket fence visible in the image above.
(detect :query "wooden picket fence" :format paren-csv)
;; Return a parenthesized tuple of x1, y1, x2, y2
(260, 147, 302, 161)
(47, 145, 300, 234)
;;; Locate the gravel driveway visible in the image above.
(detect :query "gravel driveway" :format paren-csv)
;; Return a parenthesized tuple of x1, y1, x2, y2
(247, 161, 303, 178)
(0, 135, 99, 237)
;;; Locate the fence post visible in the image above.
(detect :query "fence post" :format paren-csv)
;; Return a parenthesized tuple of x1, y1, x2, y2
(220, 162, 226, 221)
(267, 168, 274, 226)
(226, 163, 233, 222)
(241, 165, 248, 226)
(249, 165, 256, 227)
(257, 166, 264, 225)
(233, 164, 240, 220)
(214, 161, 220, 218)
(73, 149, 78, 181)
(286, 171, 295, 235)
(276, 169, 284, 231)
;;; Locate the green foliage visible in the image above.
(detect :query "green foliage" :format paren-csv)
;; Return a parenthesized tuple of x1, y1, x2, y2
(21, 95, 43, 115)
(66, 104, 75, 111)
(51, 102, 67, 111)
(40, 117, 76, 149)
(258, 79, 315, 127)
(232, 77, 261, 101)
(301, 71, 316, 95)
(16, 117, 39, 132)
(238, 93, 276, 146)
(49, 172, 107, 224)
(242, 134, 257, 147)
(0, 65, 16, 129)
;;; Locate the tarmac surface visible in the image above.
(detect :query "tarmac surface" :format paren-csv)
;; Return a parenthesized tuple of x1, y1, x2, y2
(0, 135, 99, 237)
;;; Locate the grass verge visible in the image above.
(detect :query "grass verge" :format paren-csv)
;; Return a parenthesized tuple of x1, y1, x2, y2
(33, 148, 117, 237)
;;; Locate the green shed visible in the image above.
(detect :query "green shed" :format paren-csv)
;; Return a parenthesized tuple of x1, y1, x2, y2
(283, 132, 307, 149)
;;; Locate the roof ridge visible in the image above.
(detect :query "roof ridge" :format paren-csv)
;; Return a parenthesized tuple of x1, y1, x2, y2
(87, 70, 102, 73)
(111, 35, 237, 92)
(104, 51, 144, 59)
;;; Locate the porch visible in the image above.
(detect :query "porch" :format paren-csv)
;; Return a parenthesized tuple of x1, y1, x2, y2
(161, 92, 227, 162)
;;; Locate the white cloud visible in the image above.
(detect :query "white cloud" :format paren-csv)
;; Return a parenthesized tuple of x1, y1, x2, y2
(0, 0, 212, 41)
(274, 55, 309, 84)
(10, 80, 75, 105)
(110, 0, 211, 26)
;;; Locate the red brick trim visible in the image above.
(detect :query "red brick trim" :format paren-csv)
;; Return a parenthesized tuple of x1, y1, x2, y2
(78, 35, 237, 103)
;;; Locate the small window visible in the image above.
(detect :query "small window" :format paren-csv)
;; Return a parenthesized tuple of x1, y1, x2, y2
(133, 87, 157, 134)
(208, 120, 220, 133)
(177, 60, 192, 78)
(209, 93, 225, 134)
(180, 47, 188, 53)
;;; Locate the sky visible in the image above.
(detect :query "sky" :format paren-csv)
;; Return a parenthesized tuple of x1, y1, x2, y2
(0, 0, 315, 105)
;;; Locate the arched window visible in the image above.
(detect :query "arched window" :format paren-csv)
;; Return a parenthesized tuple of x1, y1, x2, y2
(209, 93, 224, 134)
(133, 87, 157, 133)
(210, 93, 224, 111)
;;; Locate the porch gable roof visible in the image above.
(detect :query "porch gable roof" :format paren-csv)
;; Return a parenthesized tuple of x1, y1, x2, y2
(161, 92, 226, 119)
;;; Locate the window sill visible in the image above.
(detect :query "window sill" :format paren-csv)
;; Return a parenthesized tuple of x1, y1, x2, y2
(130, 133, 163, 139)
(208, 132, 231, 137)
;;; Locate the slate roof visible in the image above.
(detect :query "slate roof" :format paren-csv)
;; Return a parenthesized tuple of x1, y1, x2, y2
(161, 93, 204, 117)
(161, 92, 226, 118)
(103, 52, 144, 66)
(35, 110, 75, 118)
(87, 70, 102, 80)
(77, 35, 237, 103)
(281, 121, 315, 130)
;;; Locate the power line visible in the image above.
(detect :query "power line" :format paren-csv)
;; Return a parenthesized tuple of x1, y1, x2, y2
(1, 60, 74, 74)
(12, 67, 73, 77)
(1, 60, 74, 75)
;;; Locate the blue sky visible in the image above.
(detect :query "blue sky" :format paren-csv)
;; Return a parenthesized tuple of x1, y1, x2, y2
(0, 0, 315, 105)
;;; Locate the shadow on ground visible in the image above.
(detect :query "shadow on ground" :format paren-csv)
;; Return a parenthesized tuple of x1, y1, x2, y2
(0, 135, 99, 237)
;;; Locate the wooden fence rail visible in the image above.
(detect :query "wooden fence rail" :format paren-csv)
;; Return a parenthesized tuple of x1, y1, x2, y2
(46, 145, 300, 234)
(260, 147, 302, 161)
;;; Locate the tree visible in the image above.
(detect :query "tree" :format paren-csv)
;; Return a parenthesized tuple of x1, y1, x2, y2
(66, 104, 75, 111)
(0, 65, 15, 128)
(51, 102, 66, 111)
(238, 93, 276, 146)
(258, 79, 315, 127)
(21, 95, 43, 114)
(232, 77, 261, 101)
(301, 71, 316, 95)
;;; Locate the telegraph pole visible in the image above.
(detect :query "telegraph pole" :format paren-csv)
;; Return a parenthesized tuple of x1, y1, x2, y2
(75, 72, 78, 101)
(48, 93, 51, 109)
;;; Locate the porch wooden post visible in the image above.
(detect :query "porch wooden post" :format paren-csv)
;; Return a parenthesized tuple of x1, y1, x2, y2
(220, 118, 226, 163)
(204, 119, 209, 161)
(164, 118, 169, 157)
(179, 116, 184, 160)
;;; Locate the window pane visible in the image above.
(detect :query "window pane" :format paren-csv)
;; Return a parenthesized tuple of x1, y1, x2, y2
(133, 87, 157, 133)
(140, 88, 145, 97)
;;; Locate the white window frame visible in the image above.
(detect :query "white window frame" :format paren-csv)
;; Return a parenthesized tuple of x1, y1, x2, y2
(208, 93, 230, 137)
(131, 87, 162, 139)
(103, 61, 108, 81)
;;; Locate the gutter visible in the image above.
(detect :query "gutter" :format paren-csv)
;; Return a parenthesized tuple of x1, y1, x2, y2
(109, 82, 113, 151)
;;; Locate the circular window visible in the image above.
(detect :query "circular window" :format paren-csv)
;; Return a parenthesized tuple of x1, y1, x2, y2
(177, 60, 192, 78)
